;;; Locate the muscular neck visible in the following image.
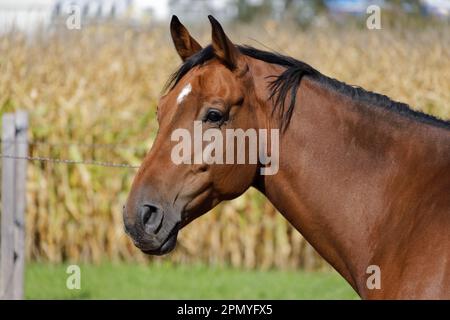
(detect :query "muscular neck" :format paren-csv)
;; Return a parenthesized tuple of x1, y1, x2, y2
(254, 77, 450, 298)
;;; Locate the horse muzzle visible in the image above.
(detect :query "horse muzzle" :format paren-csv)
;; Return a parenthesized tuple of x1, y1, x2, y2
(123, 203, 181, 255)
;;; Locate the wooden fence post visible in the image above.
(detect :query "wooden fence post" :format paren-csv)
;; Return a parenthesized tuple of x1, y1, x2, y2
(1, 113, 16, 300)
(13, 111, 28, 300)
(0, 111, 28, 300)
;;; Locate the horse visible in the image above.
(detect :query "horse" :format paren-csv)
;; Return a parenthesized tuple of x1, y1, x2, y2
(123, 15, 450, 299)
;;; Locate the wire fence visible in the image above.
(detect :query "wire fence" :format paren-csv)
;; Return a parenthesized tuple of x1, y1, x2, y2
(0, 138, 142, 169)
(2, 138, 146, 151)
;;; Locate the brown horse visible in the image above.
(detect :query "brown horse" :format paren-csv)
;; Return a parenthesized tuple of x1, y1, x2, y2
(123, 16, 450, 299)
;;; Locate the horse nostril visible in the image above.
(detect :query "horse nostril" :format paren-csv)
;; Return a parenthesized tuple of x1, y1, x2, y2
(141, 205, 154, 225)
(140, 204, 164, 235)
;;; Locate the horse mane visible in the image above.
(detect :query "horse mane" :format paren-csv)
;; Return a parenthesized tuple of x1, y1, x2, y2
(165, 44, 450, 130)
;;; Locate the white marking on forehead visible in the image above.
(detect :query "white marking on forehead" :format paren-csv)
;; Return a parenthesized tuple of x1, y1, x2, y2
(177, 83, 192, 105)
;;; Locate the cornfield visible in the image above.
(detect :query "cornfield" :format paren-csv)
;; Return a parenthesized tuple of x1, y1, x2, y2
(0, 21, 449, 270)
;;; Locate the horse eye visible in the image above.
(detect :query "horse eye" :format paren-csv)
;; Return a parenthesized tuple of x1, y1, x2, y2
(205, 109, 223, 123)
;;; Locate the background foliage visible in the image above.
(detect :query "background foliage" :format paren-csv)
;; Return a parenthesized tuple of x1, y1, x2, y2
(1, 19, 449, 269)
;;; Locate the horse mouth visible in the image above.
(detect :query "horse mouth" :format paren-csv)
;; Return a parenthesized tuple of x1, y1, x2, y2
(141, 225, 179, 256)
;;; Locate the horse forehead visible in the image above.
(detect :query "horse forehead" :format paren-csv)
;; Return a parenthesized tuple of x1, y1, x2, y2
(170, 71, 198, 105)
(198, 65, 241, 96)
(170, 64, 240, 103)
(176, 83, 192, 104)
(203, 62, 236, 82)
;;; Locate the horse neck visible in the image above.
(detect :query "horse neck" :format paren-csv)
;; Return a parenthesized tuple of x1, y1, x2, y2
(254, 76, 450, 297)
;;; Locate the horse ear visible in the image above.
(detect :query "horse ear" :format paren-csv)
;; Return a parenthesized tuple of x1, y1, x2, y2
(170, 15, 202, 61)
(208, 15, 245, 72)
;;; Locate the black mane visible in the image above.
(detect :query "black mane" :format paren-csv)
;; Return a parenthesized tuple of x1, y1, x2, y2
(166, 45, 449, 130)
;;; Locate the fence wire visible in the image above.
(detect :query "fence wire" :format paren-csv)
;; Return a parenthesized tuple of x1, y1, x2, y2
(0, 139, 142, 169)
(0, 138, 145, 151)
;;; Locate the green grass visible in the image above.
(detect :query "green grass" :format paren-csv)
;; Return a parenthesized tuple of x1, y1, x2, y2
(26, 262, 359, 300)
